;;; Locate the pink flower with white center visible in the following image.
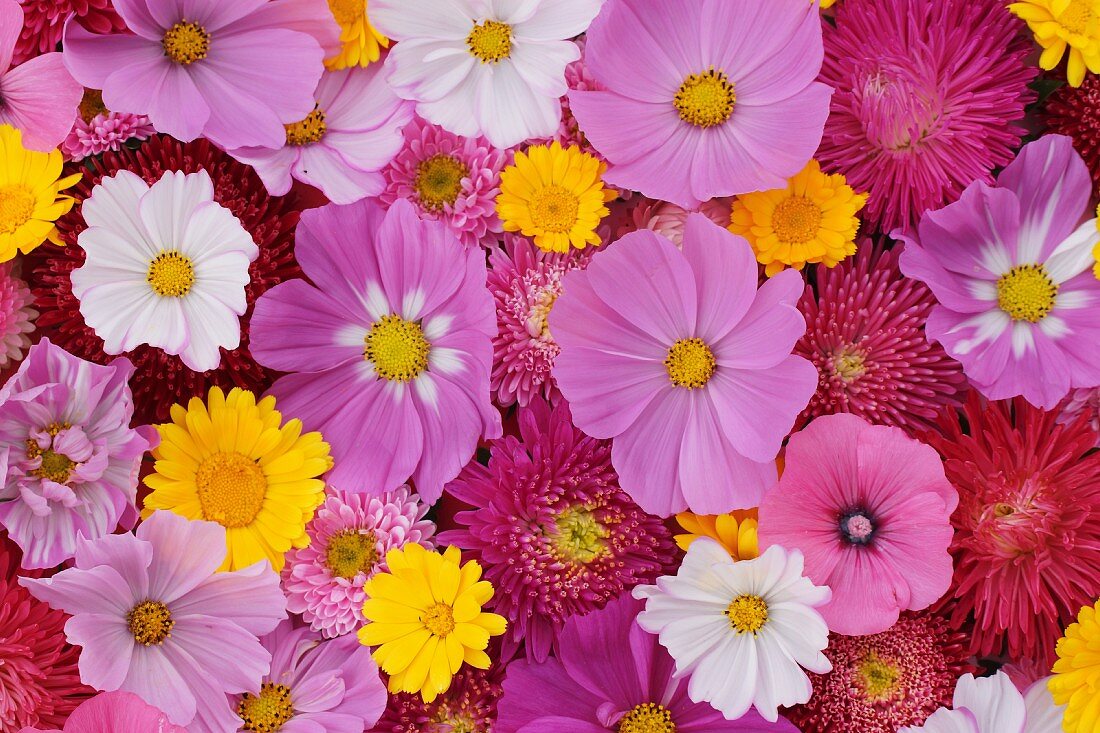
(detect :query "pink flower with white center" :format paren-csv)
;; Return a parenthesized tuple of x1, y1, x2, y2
(0, 262, 36, 368)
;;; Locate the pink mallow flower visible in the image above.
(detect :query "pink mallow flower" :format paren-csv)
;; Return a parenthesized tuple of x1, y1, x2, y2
(21, 691, 187, 733)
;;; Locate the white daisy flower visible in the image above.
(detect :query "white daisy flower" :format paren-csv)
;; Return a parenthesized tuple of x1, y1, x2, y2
(633, 539, 832, 723)
(71, 169, 258, 373)
(901, 671, 1065, 733)
(370, 0, 604, 148)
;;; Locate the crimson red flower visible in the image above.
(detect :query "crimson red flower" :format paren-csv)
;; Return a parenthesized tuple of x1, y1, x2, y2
(14, 0, 125, 65)
(1043, 74, 1100, 190)
(370, 666, 503, 733)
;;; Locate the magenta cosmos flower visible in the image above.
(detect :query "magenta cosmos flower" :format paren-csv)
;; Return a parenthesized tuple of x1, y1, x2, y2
(250, 198, 501, 502)
(23, 691, 186, 733)
(569, 0, 831, 209)
(20, 511, 287, 733)
(897, 135, 1100, 410)
(757, 414, 958, 636)
(62, 0, 338, 149)
(550, 214, 816, 517)
(0, 339, 152, 569)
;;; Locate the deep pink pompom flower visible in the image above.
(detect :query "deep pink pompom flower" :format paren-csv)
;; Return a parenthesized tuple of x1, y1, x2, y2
(0, 262, 36, 369)
(61, 109, 155, 162)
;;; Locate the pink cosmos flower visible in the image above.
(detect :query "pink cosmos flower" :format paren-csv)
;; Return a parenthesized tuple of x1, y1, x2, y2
(229, 64, 413, 205)
(0, 339, 153, 569)
(757, 413, 958, 636)
(550, 214, 816, 517)
(20, 511, 288, 733)
(21, 691, 187, 733)
(0, 0, 81, 151)
(250, 199, 501, 502)
(569, 0, 831, 209)
(897, 135, 1100, 410)
(0, 262, 36, 369)
(62, 0, 339, 149)
(61, 111, 155, 162)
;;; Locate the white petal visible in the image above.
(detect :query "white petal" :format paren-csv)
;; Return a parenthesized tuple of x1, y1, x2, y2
(1045, 219, 1100, 284)
(1023, 677, 1066, 733)
(953, 672, 1027, 733)
(81, 170, 158, 256)
(139, 170, 217, 253)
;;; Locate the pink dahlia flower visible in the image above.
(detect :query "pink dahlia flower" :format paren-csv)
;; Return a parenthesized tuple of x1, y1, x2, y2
(250, 199, 501, 502)
(550, 214, 817, 517)
(229, 64, 412, 205)
(379, 116, 507, 250)
(897, 135, 1100, 410)
(61, 110, 155, 162)
(569, 0, 831, 209)
(20, 511, 288, 733)
(0, 262, 36, 368)
(758, 413, 958, 636)
(282, 485, 435, 638)
(23, 691, 187, 733)
(62, 0, 339, 149)
(0, 339, 153, 569)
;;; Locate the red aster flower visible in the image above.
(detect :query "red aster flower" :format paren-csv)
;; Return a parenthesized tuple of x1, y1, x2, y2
(788, 609, 974, 733)
(26, 135, 304, 424)
(1043, 74, 1100, 190)
(923, 395, 1100, 666)
(14, 0, 125, 65)
(794, 244, 967, 433)
(370, 666, 503, 733)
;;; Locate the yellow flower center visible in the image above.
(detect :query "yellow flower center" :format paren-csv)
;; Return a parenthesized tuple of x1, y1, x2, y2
(238, 683, 295, 733)
(0, 185, 36, 235)
(325, 529, 378, 579)
(162, 21, 210, 65)
(528, 185, 581, 234)
(195, 451, 268, 529)
(364, 314, 431, 382)
(526, 288, 558, 338)
(996, 264, 1058, 322)
(553, 506, 608, 564)
(725, 594, 768, 634)
(617, 703, 677, 733)
(326, 0, 364, 25)
(127, 600, 174, 645)
(772, 196, 823, 244)
(25, 423, 76, 483)
(431, 710, 480, 733)
(665, 338, 716, 389)
(1058, 0, 1095, 34)
(415, 154, 469, 212)
(79, 88, 107, 123)
(466, 20, 512, 63)
(146, 251, 195, 298)
(285, 106, 327, 146)
(833, 348, 866, 382)
(858, 654, 902, 701)
(422, 602, 456, 637)
(674, 69, 736, 128)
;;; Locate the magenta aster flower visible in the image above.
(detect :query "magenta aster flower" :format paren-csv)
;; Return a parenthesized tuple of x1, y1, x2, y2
(550, 215, 816, 517)
(371, 665, 502, 733)
(0, 339, 152, 569)
(439, 398, 675, 662)
(20, 511, 287, 733)
(569, 0, 831, 208)
(62, 0, 338, 149)
(250, 198, 501, 502)
(282, 485, 436, 638)
(379, 116, 507, 250)
(13, 0, 124, 66)
(758, 413, 958, 636)
(0, 262, 36, 369)
(818, 0, 1037, 232)
(26, 691, 187, 733)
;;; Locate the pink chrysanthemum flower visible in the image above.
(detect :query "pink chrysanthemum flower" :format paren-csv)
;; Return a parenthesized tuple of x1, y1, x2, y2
(439, 397, 675, 662)
(282, 486, 436, 639)
(487, 235, 592, 408)
(0, 262, 36, 369)
(370, 665, 503, 733)
(13, 0, 124, 66)
(1058, 387, 1100, 445)
(379, 117, 507, 250)
(617, 197, 732, 248)
(61, 91, 156, 162)
(818, 0, 1037, 232)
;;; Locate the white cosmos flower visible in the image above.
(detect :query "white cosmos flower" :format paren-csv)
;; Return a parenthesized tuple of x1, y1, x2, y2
(71, 169, 258, 372)
(371, 0, 604, 148)
(632, 539, 832, 723)
(901, 672, 1065, 733)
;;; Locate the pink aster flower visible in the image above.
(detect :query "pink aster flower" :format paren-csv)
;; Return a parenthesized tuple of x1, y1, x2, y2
(13, 0, 124, 66)
(0, 339, 153, 569)
(62, 0, 339, 149)
(22, 691, 187, 733)
(569, 0, 831, 209)
(758, 413, 958, 636)
(250, 198, 501, 502)
(229, 64, 412, 205)
(379, 116, 507, 250)
(61, 110, 155, 162)
(20, 511, 288, 733)
(281, 485, 436, 638)
(0, 262, 36, 368)
(897, 135, 1100, 410)
(550, 214, 817, 517)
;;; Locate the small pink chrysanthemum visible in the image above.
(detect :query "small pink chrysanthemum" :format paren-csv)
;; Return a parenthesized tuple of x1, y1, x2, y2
(62, 112, 155, 162)
(379, 117, 507, 249)
(13, 0, 124, 66)
(370, 665, 503, 733)
(617, 197, 732, 248)
(281, 486, 436, 638)
(0, 262, 36, 369)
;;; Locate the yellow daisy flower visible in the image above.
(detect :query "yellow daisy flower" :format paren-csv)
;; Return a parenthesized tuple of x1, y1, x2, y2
(0, 124, 80, 263)
(1010, 0, 1100, 87)
(142, 386, 333, 572)
(729, 159, 867, 277)
(325, 0, 390, 69)
(1050, 598, 1100, 733)
(496, 141, 616, 253)
(359, 544, 506, 703)
(675, 510, 759, 561)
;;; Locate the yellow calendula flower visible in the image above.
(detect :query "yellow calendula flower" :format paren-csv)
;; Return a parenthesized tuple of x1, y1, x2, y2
(325, 0, 390, 69)
(675, 510, 759, 561)
(729, 159, 867, 277)
(1050, 599, 1100, 733)
(142, 386, 332, 572)
(1009, 0, 1100, 87)
(0, 124, 80, 263)
(360, 544, 507, 702)
(496, 141, 616, 253)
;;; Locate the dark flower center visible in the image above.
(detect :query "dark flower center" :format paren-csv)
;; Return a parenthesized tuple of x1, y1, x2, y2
(839, 509, 876, 545)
